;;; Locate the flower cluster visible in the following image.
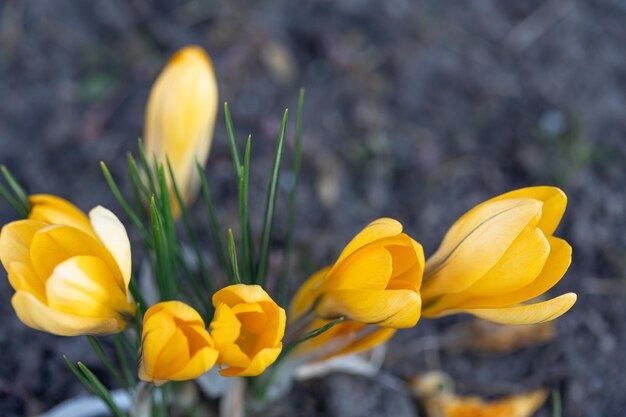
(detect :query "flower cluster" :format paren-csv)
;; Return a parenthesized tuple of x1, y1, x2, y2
(0, 44, 577, 414)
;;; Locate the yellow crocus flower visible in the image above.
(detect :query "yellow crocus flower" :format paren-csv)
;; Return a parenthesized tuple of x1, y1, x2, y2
(422, 186, 576, 324)
(0, 194, 135, 336)
(139, 301, 218, 385)
(210, 284, 286, 377)
(144, 45, 218, 216)
(291, 218, 424, 329)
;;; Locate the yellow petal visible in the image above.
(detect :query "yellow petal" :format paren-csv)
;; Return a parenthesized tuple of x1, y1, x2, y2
(210, 304, 242, 347)
(6, 261, 45, 299)
(423, 198, 542, 299)
(318, 289, 421, 328)
(335, 218, 403, 265)
(290, 266, 330, 321)
(89, 206, 132, 293)
(327, 244, 393, 290)
(465, 226, 550, 296)
(0, 219, 47, 268)
(255, 303, 286, 350)
(330, 325, 396, 359)
(28, 194, 95, 237)
(139, 309, 177, 382)
(459, 293, 577, 325)
(166, 346, 218, 381)
(459, 237, 572, 309)
(213, 284, 274, 308)
(220, 346, 282, 377)
(12, 291, 120, 336)
(29, 225, 123, 289)
(46, 256, 132, 320)
(488, 186, 566, 236)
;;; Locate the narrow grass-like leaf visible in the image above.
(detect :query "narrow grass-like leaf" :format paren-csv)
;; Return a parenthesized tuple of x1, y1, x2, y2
(63, 355, 92, 389)
(77, 362, 128, 417)
(279, 89, 305, 305)
(228, 228, 242, 284)
(129, 276, 146, 316)
(0, 165, 30, 212)
(167, 159, 214, 293)
(87, 336, 125, 389)
(150, 197, 177, 300)
(238, 135, 254, 280)
(256, 109, 289, 284)
(0, 182, 28, 218)
(114, 334, 136, 388)
(552, 390, 562, 417)
(127, 153, 151, 200)
(137, 139, 157, 196)
(101, 162, 151, 244)
(282, 316, 345, 357)
(224, 102, 242, 175)
(197, 162, 230, 277)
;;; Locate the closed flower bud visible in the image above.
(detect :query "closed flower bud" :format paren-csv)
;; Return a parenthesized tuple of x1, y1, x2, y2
(422, 186, 576, 325)
(139, 301, 218, 385)
(291, 218, 424, 329)
(0, 195, 135, 336)
(144, 45, 218, 216)
(210, 284, 286, 377)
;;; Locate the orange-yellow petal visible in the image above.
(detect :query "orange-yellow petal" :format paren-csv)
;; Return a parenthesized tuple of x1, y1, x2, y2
(458, 293, 577, 325)
(28, 194, 95, 237)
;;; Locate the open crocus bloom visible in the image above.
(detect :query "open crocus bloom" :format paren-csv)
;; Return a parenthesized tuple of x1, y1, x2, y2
(421, 186, 576, 325)
(210, 284, 286, 377)
(144, 45, 218, 216)
(291, 218, 424, 329)
(139, 301, 218, 385)
(0, 194, 135, 336)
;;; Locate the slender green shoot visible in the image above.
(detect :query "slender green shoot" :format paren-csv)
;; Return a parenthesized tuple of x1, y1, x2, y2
(87, 336, 125, 389)
(166, 159, 214, 293)
(0, 165, 30, 213)
(64, 356, 127, 417)
(256, 109, 289, 284)
(197, 162, 230, 278)
(137, 139, 157, 197)
(278, 88, 305, 305)
(552, 390, 562, 417)
(0, 181, 28, 218)
(228, 228, 242, 284)
(239, 135, 254, 279)
(281, 317, 345, 358)
(224, 102, 242, 175)
(100, 162, 151, 244)
(114, 334, 136, 388)
(77, 362, 128, 417)
(149, 197, 177, 300)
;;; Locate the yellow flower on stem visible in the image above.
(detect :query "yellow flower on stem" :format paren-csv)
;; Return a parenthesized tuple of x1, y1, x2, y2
(421, 186, 576, 325)
(144, 45, 218, 216)
(288, 218, 423, 359)
(139, 301, 218, 386)
(291, 218, 424, 329)
(210, 284, 286, 377)
(0, 194, 135, 336)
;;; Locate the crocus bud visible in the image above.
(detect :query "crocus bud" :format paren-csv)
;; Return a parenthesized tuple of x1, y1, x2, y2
(0, 195, 135, 336)
(210, 284, 286, 377)
(421, 186, 576, 325)
(290, 218, 424, 329)
(144, 45, 218, 216)
(139, 301, 218, 385)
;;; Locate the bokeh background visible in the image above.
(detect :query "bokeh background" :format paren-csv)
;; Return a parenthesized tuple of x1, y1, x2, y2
(1, 1, 625, 416)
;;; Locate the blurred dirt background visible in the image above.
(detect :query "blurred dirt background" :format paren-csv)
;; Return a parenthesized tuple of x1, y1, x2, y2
(1, 0, 626, 416)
